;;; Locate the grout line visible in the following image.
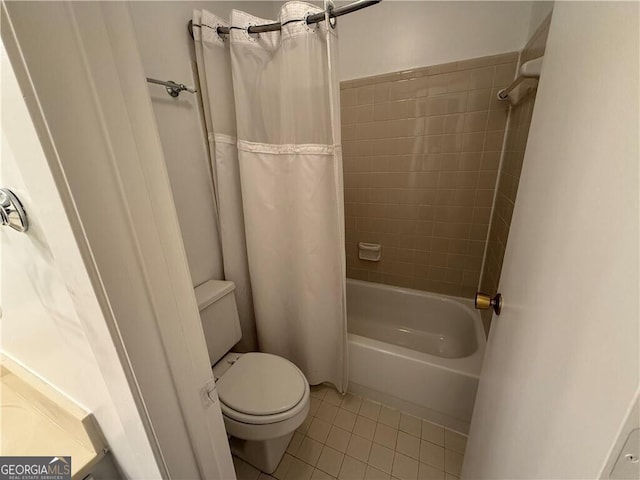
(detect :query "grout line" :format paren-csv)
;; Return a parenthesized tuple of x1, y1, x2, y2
(280, 389, 466, 479)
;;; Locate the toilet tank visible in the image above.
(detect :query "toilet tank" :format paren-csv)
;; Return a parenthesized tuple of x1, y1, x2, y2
(194, 280, 242, 365)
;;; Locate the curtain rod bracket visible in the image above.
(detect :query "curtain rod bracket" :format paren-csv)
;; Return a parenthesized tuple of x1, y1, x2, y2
(146, 78, 197, 97)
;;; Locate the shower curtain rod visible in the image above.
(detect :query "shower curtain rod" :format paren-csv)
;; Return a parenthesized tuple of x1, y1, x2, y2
(188, 0, 381, 38)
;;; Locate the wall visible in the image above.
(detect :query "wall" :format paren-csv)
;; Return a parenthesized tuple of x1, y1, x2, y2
(342, 53, 516, 297)
(338, 1, 536, 81)
(127, 1, 278, 288)
(0, 44, 160, 479)
(479, 14, 552, 333)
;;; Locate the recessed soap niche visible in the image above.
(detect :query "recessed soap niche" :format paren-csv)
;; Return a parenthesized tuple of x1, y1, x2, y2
(358, 242, 381, 261)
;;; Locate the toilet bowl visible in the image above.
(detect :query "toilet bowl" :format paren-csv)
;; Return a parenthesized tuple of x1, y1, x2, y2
(196, 280, 310, 473)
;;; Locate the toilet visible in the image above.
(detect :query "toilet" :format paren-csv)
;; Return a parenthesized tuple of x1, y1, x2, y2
(195, 280, 310, 474)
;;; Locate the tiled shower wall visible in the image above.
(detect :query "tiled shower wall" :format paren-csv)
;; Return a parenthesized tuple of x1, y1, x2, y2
(480, 15, 552, 332)
(341, 53, 517, 298)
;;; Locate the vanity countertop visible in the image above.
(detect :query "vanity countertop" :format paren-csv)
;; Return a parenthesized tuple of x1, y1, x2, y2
(1, 356, 107, 479)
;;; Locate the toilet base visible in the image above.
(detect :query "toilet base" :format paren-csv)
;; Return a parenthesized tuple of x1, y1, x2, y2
(229, 431, 293, 474)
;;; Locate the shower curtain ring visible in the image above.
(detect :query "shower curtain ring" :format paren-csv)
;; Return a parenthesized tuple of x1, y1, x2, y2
(214, 23, 227, 42)
(246, 24, 260, 40)
(303, 12, 319, 32)
(327, 4, 337, 29)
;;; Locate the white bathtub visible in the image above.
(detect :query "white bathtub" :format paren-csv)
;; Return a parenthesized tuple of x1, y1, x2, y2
(346, 279, 485, 434)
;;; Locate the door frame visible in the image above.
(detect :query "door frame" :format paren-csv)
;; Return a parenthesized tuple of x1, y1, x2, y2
(1, 2, 234, 478)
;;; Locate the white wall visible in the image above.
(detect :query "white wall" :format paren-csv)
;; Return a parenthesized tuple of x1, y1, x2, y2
(127, 1, 278, 288)
(338, 1, 535, 80)
(0, 45, 161, 479)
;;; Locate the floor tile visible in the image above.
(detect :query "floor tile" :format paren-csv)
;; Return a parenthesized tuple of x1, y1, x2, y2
(308, 418, 332, 443)
(317, 402, 340, 423)
(444, 450, 463, 477)
(298, 416, 312, 435)
(258, 473, 277, 480)
(285, 458, 314, 480)
(421, 421, 444, 447)
(233, 456, 261, 480)
(391, 452, 419, 480)
(297, 436, 324, 466)
(325, 389, 345, 406)
(273, 453, 294, 480)
(326, 425, 352, 453)
(417, 462, 444, 480)
(310, 397, 322, 417)
(378, 406, 400, 429)
(353, 415, 377, 440)
(312, 468, 337, 480)
(338, 455, 367, 480)
(334, 408, 358, 432)
(367, 444, 394, 474)
(419, 441, 444, 470)
(443, 431, 467, 454)
(346, 434, 372, 463)
(266, 388, 464, 480)
(399, 414, 422, 438)
(317, 446, 345, 478)
(311, 385, 330, 400)
(287, 431, 304, 455)
(359, 399, 381, 421)
(341, 394, 363, 414)
(364, 465, 391, 480)
(373, 423, 398, 449)
(396, 431, 420, 459)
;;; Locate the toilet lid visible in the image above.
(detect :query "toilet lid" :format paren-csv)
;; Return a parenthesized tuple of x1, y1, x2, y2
(216, 352, 307, 416)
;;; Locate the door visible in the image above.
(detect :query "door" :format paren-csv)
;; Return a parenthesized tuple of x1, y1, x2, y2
(463, 3, 639, 479)
(2, 2, 235, 478)
(1, 41, 164, 478)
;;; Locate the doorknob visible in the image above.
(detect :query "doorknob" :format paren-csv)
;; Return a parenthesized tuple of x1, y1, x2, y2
(475, 292, 502, 315)
(0, 188, 29, 233)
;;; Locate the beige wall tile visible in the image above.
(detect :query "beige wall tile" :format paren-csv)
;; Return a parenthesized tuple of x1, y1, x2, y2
(373, 103, 390, 121)
(374, 83, 390, 103)
(426, 74, 450, 96)
(493, 63, 518, 88)
(342, 51, 519, 300)
(357, 105, 374, 123)
(462, 132, 485, 152)
(488, 108, 509, 131)
(341, 88, 357, 107)
(469, 66, 495, 90)
(358, 85, 374, 105)
(467, 89, 491, 112)
(463, 111, 489, 133)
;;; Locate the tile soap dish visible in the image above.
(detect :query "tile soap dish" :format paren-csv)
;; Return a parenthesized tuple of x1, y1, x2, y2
(358, 242, 381, 262)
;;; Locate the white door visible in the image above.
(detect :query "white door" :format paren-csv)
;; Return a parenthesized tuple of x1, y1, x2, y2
(2, 2, 236, 478)
(463, 3, 639, 479)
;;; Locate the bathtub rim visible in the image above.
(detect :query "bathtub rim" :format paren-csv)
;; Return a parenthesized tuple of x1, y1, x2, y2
(346, 279, 486, 376)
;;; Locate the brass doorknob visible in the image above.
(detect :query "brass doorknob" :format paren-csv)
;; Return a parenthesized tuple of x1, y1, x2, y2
(475, 292, 502, 315)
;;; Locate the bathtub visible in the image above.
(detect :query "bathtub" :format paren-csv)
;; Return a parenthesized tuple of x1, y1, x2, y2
(346, 279, 485, 434)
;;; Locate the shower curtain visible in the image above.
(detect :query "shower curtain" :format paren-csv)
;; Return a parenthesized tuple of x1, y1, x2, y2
(193, 2, 347, 390)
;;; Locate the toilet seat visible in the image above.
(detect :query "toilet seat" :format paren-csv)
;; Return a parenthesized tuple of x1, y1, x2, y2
(217, 352, 309, 425)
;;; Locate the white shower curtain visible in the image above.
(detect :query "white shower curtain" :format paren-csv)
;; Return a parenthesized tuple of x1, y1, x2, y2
(193, 2, 347, 390)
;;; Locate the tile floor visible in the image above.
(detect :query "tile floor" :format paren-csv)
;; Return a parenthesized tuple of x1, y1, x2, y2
(232, 385, 467, 480)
